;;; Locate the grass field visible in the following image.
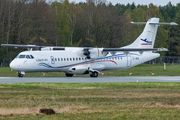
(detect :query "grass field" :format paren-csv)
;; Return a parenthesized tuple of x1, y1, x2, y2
(1, 64, 180, 77)
(0, 82, 180, 119)
(1, 64, 180, 119)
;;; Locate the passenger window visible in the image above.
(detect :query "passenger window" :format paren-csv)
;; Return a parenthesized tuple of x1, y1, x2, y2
(79, 58, 81, 60)
(19, 55, 25, 58)
(67, 58, 69, 61)
(70, 58, 72, 61)
(58, 58, 60, 61)
(76, 58, 78, 61)
(26, 55, 30, 59)
(55, 58, 57, 61)
(73, 58, 75, 61)
(61, 58, 63, 61)
(64, 58, 66, 61)
(82, 58, 84, 60)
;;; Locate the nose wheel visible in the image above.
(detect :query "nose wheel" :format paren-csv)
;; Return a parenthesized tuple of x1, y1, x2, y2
(18, 72, 23, 77)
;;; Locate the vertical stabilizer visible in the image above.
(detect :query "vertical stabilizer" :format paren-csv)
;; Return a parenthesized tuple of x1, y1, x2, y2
(123, 18, 159, 48)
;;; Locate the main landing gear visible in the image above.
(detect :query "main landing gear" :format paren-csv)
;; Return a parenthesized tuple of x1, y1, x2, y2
(65, 70, 99, 77)
(90, 71, 98, 77)
(65, 73, 74, 77)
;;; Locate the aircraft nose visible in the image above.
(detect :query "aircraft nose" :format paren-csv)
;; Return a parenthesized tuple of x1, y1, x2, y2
(10, 60, 18, 70)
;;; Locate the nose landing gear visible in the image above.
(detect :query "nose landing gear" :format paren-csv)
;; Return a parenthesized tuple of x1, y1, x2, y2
(18, 71, 24, 77)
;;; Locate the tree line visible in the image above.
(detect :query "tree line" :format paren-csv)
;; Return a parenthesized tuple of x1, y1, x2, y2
(0, 0, 180, 59)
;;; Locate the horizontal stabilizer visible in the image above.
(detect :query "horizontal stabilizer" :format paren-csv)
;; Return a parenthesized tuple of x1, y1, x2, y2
(149, 22, 178, 25)
(156, 48, 169, 51)
(131, 22, 178, 25)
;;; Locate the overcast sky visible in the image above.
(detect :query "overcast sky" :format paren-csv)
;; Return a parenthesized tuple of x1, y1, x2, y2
(68, 0, 180, 6)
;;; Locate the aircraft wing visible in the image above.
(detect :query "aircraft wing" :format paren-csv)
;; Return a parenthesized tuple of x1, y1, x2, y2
(102, 48, 168, 52)
(1, 44, 65, 50)
(1, 44, 42, 48)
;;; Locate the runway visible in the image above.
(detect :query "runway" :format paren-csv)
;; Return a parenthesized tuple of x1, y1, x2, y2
(0, 76, 180, 83)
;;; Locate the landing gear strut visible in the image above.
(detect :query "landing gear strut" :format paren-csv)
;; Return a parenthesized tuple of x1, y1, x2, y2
(90, 71, 98, 77)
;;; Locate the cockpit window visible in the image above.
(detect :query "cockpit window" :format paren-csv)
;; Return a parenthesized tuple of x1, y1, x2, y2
(19, 55, 26, 58)
(17, 54, 34, 59)
(16, 55, 19, 58)
(30, 55, 34, 59)
(26, 55, 31, 59)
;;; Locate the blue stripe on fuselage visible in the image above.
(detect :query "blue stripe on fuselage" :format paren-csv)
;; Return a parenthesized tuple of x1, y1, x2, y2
(38, 53, 141, 68)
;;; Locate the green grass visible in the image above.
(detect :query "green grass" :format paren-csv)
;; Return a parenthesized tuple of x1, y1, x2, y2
(0, 82, 180, 119)
(1, 64, 180, 77)
(1, 64, 180, 119)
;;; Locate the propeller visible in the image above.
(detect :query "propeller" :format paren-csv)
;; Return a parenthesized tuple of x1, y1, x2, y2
(83, 48, 91, 59)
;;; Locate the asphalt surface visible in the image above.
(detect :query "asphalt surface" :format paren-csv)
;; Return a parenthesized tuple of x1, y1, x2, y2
(0, 76, 180, 83)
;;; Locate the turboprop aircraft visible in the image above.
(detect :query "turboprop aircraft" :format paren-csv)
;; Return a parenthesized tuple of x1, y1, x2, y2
(1, 18, 178, 77)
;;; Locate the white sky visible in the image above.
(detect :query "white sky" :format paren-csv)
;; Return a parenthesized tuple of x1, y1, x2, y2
(68, 0, 180, 6)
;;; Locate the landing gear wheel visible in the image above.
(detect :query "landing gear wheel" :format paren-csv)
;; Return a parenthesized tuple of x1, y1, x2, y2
(90, 72, 98, 77)
(18, 73, 23, 77)
(65, 73, 73, 77)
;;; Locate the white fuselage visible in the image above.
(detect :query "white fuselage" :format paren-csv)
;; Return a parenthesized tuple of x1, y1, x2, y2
(10, 47, 160, 75)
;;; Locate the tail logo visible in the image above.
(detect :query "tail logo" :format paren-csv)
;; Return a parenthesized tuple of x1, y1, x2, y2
(141, 38, 152, 45)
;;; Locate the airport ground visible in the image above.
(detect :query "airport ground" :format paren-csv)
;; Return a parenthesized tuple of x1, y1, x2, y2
(0, 64, 180, 119)
(1, 64, 180, 77)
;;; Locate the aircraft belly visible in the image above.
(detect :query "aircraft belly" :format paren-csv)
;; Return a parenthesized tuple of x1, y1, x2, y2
(98, 60, 124, 71)
(67, 65, 87, 74)
(92, 64, 105, 71)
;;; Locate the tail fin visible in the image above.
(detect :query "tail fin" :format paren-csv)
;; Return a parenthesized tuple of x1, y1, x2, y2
(124, 18, 159, 48)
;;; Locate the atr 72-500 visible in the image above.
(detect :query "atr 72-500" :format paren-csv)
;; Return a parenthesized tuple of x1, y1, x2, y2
(1, 17, 178, 77)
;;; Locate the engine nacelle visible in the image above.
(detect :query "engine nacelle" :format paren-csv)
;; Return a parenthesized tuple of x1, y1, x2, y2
(83, 48, 108, 59)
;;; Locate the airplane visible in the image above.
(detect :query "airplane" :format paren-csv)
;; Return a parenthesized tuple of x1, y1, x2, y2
(1, 17, 178, 77)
